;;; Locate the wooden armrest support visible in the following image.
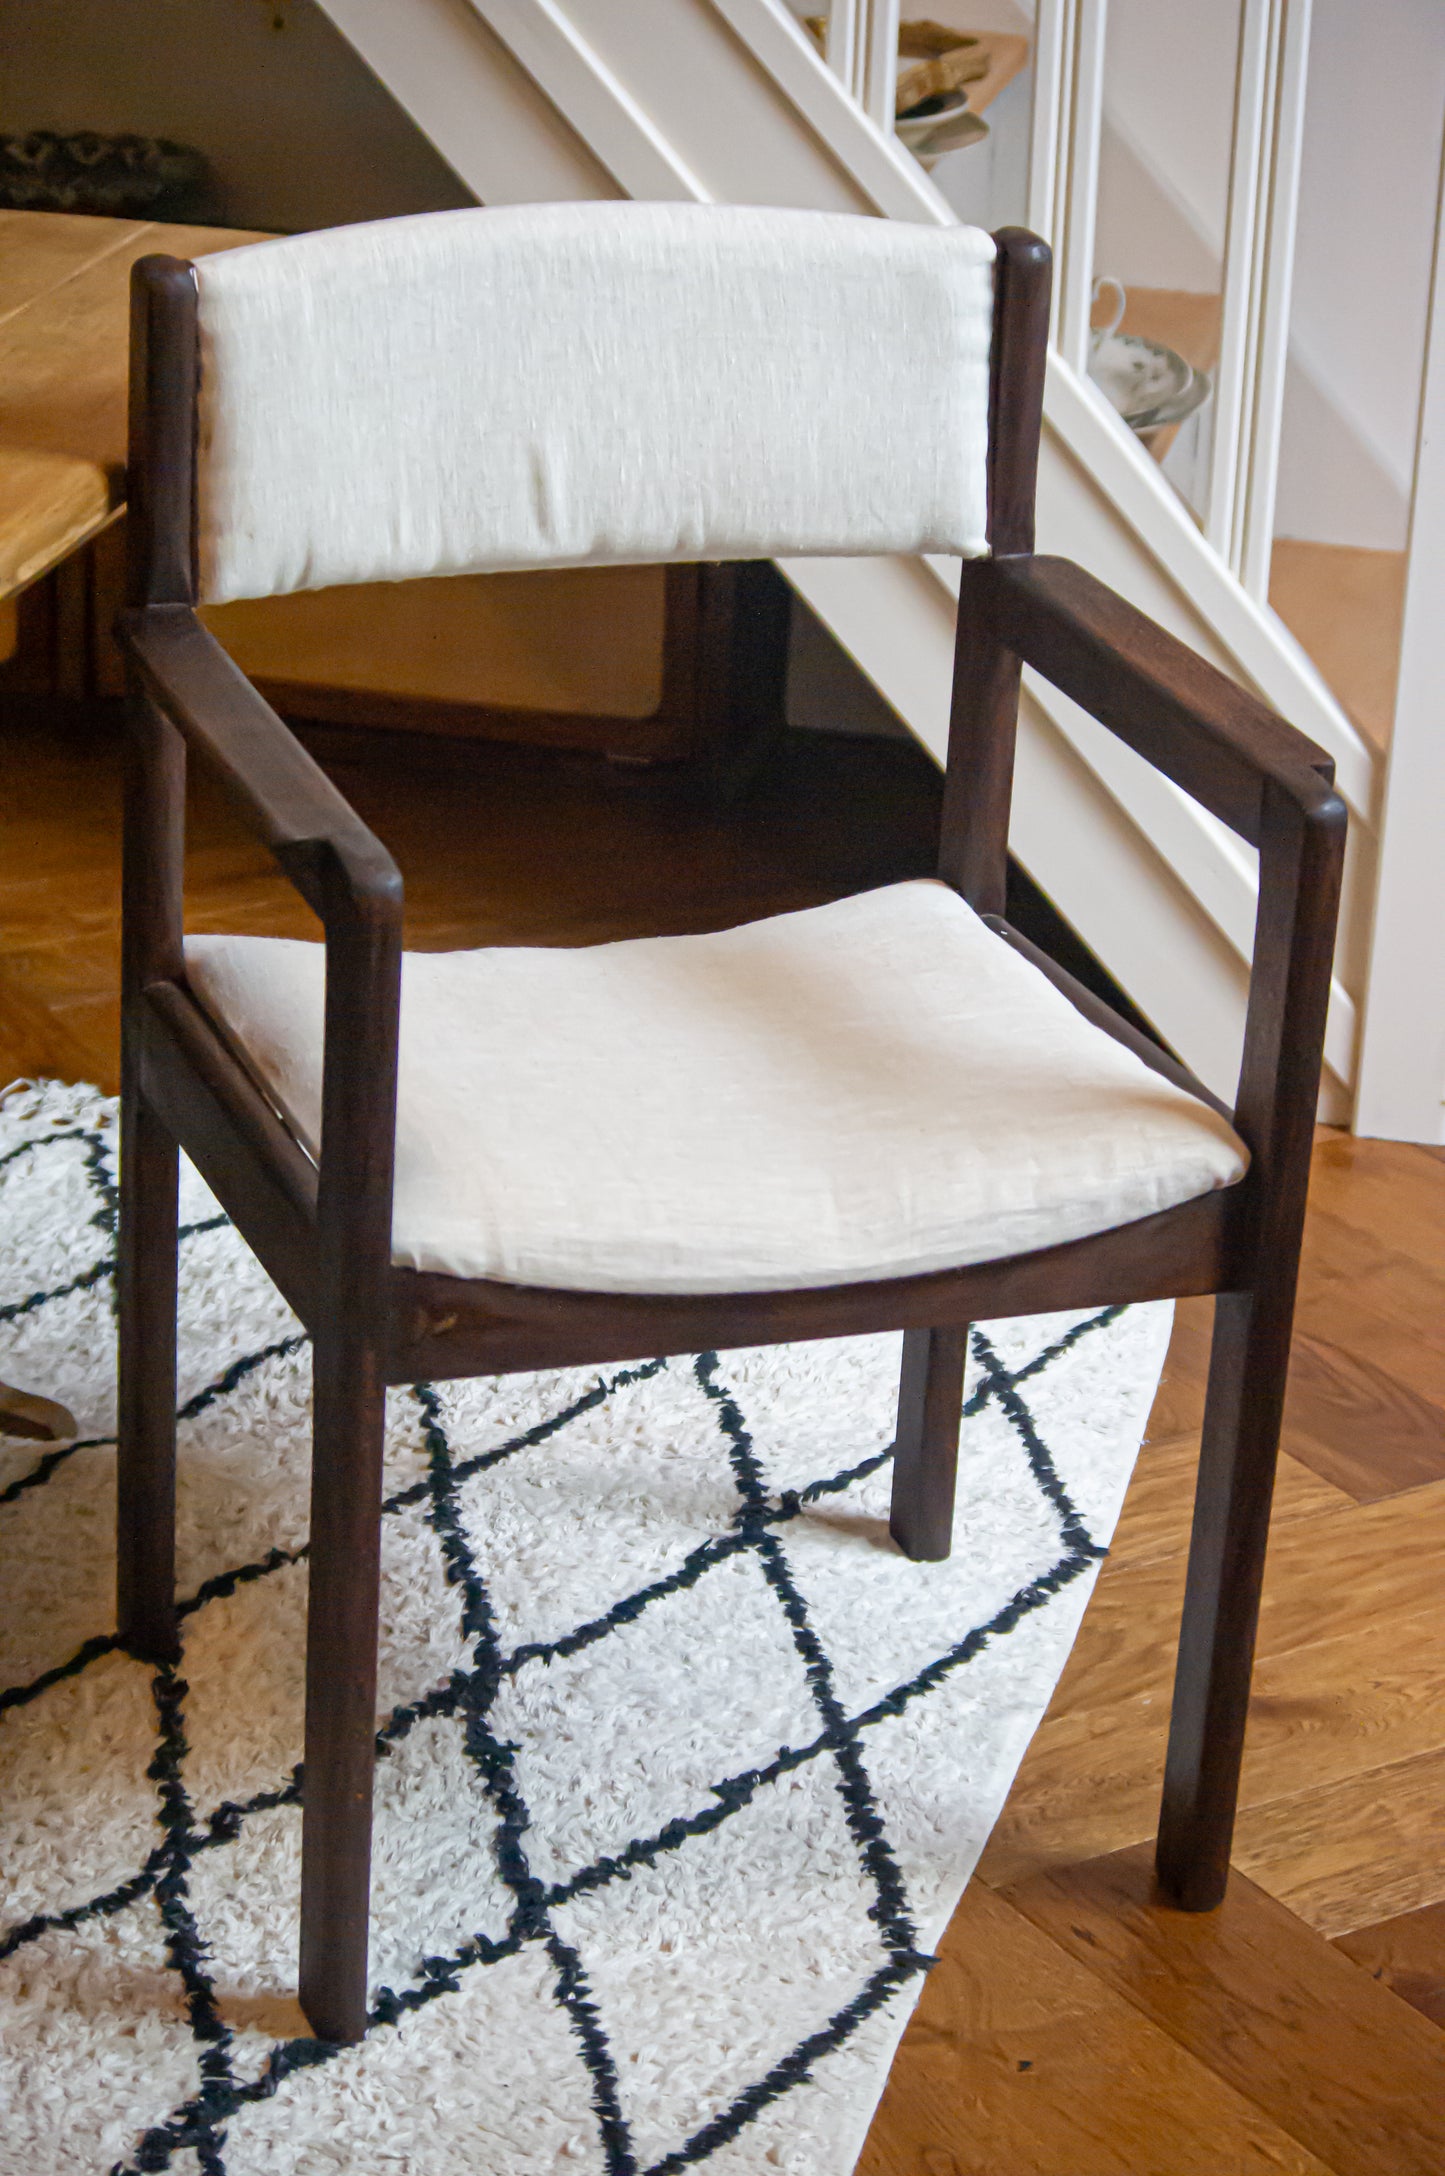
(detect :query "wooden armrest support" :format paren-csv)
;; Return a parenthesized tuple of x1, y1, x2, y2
(120, 601, 402, 1313)
(119, 603, 402, 931)
(982, 555, 1339, 846)
(953, 552, 1345, 1202)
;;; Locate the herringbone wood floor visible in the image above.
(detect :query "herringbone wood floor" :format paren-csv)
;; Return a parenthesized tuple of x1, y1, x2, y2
(1, 702, 1441, 2172)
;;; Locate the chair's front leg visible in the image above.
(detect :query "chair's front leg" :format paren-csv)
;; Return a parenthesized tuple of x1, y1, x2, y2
(890, 1324, 971, 1561)
(1157, 777, 1342, 1910)
(297, 1330, 388, 2044)
(117, 1078, 181, 1663)
(1155, 1284, 1292, 1907)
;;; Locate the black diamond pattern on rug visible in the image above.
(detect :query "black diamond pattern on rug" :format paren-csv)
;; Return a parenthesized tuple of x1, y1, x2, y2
(0, 1092, 1135, 2176)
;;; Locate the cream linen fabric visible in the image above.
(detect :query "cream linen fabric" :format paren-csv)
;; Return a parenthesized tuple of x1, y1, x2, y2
(183, 881, 1247, 1295)
(193, 203, 997, 604)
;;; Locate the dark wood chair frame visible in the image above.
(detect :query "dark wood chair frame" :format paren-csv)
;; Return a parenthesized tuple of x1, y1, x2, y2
(115, 228, 1345, 2045)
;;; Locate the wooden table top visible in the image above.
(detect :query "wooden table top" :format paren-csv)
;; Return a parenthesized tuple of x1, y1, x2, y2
(0, 209, 266, 600)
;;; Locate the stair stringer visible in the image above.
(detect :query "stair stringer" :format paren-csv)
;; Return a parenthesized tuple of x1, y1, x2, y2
(317, 0, 1373, 1114)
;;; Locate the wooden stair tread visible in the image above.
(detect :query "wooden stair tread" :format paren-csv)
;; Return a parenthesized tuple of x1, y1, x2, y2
(1003, 1844, 1445, 2176)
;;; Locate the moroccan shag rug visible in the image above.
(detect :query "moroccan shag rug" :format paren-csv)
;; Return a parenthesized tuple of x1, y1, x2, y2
(0, 1081, 1172, 2174)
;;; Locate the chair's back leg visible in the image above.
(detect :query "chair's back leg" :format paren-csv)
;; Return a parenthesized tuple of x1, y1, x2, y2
(890, 1324, 971, 1561)
(116, 1083, 181, 1662)
(297, 1333, 388, 2045)
(1155, 1284, 1293, 1908)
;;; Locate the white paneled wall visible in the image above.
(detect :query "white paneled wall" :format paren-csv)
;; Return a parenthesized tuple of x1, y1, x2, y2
(1278, 0, 1445, 550)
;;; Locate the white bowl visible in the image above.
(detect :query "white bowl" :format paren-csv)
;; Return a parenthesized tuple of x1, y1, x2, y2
(896, 91, 973, 152)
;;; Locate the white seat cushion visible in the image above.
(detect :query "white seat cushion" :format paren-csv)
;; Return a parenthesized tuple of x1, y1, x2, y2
(183, 881, 1247, 1295)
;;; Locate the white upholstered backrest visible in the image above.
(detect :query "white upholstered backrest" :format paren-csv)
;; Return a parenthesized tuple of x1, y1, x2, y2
(194, 204, 996, 605)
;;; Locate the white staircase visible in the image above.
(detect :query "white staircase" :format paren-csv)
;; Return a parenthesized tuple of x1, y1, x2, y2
(315, 0, 1413, 1127)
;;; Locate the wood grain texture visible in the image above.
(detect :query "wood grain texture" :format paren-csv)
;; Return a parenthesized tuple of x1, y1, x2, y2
(936, 227, 1050, 915)
(857, 1880, 1333, 2176)
(1136, 1290, 1214, 1439)
(1044, 1482, 1445, 1724)
(1305, 1132, 1445, 1268)
(1108, 1433, 1350, 1573)
(1232, 1744, 1445, 1938)
(1005, 1846, 1445, 2176)
(1282, 1330, 1445, 1501)
(0, 213, 261, 597)
(0, 209, 151, 329)
(980, 1605, 1445, 1890)
(981, 553, 1340, 844)
(1297, 1229, 1445, 1401)
(890, 1323, 970, 1560)
(1335, 1899, 1445, 2029)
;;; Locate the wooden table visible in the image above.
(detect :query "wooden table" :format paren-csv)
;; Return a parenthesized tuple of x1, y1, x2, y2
(0, 209, 264, 605)
(0, 212, 263, 1434)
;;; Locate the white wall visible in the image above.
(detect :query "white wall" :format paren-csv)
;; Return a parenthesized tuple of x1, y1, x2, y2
(0, 0, 474, 231)
(1094, 0, 1237, 288)
(1276, 0, 1445, 548)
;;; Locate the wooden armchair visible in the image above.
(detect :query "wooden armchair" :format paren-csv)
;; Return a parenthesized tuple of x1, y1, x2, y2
(115, 206, 1344, 2044)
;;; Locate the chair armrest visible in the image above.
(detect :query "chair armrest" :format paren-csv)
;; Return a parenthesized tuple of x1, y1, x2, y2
(119, 602, 402, 1306)
(978, 552, 1345, 1245)
(119, 603, 402, 931)
(981, 554, 1339, 844)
